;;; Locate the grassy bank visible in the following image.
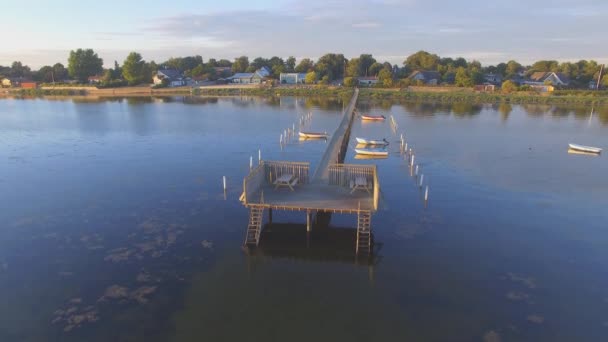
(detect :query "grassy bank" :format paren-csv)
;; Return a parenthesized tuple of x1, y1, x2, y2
(4, 86, 608, 105)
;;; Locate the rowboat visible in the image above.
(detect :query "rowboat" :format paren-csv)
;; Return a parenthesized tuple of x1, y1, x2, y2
(356, 137, 389, 146)
(361, 115, 386, 121)
(354, 148, 389, 157)
(299, 131, 328, 139)
(355, 154, 388, 160)
(568, 143, 602, 154)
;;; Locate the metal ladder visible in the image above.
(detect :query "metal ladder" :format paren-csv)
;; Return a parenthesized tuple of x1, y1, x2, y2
(244, 206, 264, 247)
(356, 211, 372, 255)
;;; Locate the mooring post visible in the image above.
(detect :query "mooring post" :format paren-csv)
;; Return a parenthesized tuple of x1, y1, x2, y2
(249, 156, 253, 170)
(415, 164, 419, 176)
(420, 174, 424, 188)
(222, 176, 226, 190)
(258, 149, 261, 164)
(425, 186, 429, 202)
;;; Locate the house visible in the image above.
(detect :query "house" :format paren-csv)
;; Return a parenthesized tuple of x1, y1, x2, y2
(212, 67, 232, 77)
(357, 76, 379, 86)
(227, 68, 270, 84)
(280, 73, 307, 84)
(1, 78, 11, 87)
(153, 69, 186, 87)
(21, 81, 38, 89)
(524, 72, 570, 86)
(474, 84, 496, 92)
(409, 70, 441, 85)
(88, 75, 104, 84)
(483, 73, 503, 85)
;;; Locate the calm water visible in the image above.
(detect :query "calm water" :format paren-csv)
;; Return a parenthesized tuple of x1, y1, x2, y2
(1, 96, 607, 341)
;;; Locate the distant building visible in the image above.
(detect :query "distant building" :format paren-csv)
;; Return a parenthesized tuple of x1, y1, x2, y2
(226, 67, 270, 84)
(212, 67, 232, 76)
(409, 70, 441, 85)
(153, 69, 186, 87)
(280, 73, 307, 84)
(1, 78, 11, 87)
(357, 76, 379, 86)
(530, 84, 555, 92)
(474, 84, 496, 92)
(88, 75, 104, 84)
(21, 81, 38, 89)
(483, 73, 503, 85)
(524, 72, 570, 86)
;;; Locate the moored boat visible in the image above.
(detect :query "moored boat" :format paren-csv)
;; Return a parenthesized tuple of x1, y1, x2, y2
(354, 148, 389, 157)
(361, 114, 386, 121)
(568, 143, 602, 154)
(299, 131, 328, 139)
(356, 137, 389, 146)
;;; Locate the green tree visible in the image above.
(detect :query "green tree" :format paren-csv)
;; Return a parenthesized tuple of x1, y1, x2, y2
(368, 62, 384, 76)
(295, 58, 314, 73)
(601, 75, 608, 88)
(305, 71, 317, 84)
(505, 60, 522, 78)
(343, 77, 356, 87)
(346, 58, 360, 77)
(501, 80, 517, 93)
(68, 49, 103, 83)
(36, 66, 54, 82)
(232, 56, 249, 73)
(122, 52, 148, 85)
(10, 61, 31, 78)
(378, 69, 393, 87)
(404, 51, 440, 71)
(454, 67, 473, 87)
(285, 56, 296, 72)
(358, 54, 376, 76)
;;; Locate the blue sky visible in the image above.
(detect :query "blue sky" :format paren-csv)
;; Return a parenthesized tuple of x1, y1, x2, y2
(3, 0, 607, 68)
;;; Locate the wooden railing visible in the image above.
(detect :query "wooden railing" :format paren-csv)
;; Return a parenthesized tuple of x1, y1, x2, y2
(243, 161, 310, 205)
(242, 163, 266, 204)
(328, 163, 379, 211)
(263, 161, 310, 185)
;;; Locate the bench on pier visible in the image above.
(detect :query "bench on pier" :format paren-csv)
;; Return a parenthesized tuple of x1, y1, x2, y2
(274, 174, 299, 191)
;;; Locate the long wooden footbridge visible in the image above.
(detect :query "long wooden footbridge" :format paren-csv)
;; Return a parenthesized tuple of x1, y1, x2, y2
(241, 89, 380, 255)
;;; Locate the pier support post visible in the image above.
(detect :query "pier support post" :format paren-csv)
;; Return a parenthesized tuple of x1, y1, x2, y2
(268, 208, 273, 224)
(306, 210, 312, 232)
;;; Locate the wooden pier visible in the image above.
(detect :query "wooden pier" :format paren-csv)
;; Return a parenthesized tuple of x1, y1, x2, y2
(241, 89, 380, 255)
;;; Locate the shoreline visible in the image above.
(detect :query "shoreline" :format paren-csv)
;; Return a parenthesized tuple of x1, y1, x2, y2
(2, 85, 608, 105)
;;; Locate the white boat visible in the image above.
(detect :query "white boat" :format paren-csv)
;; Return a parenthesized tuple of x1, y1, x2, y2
(299, 131, 328, 139)
(568, 143, 602, 154)
(354, 148, 389, 157)
(355, 137, 389, 146)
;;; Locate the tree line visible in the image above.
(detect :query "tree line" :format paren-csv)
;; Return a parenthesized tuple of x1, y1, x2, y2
(1, 49, 606, 89)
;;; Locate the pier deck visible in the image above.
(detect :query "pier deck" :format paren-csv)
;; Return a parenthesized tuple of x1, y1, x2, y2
(240, 89, 379, 255)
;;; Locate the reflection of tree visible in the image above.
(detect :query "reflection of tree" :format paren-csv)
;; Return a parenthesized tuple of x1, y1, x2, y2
(498, 103, 512, 122)
(400, 101, 451, 116)
(183, 97, 219, 105)
(451, 103, 482, 117)
(550, 106, 571, 117)
(597, 107, 608, 125)
(126, 97, 155, 105)
(522, 104, 551, 117)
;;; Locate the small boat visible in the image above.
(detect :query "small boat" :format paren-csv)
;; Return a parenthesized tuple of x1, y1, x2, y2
(568, 143, 602, 154)
(355, 148, 389, 157)
(356, 137, 389, 146)
(361, 114, 386, 121)
(355, 154, 388, 160)
(299, 131, 328, 139)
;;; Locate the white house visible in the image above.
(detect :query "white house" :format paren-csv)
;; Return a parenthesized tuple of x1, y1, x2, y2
(524, 72, 570, 86)
(280, 73, 307, 84)
(153, 69, 186, 87)
(227, 67, 269, 84)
